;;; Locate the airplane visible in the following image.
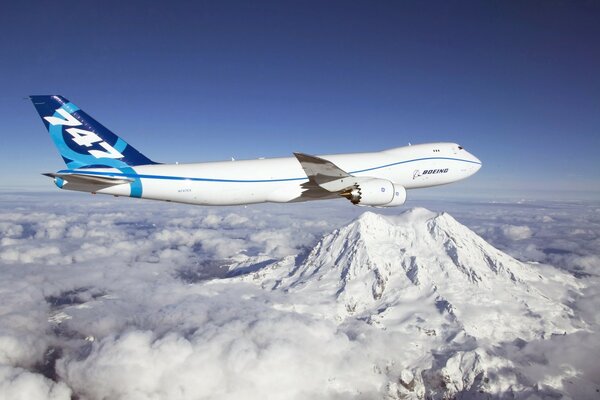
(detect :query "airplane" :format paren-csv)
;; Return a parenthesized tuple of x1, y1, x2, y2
(30, 95, 482, 207)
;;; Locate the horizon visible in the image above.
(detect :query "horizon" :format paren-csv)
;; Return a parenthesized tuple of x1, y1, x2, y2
(1, 1, 599, 200)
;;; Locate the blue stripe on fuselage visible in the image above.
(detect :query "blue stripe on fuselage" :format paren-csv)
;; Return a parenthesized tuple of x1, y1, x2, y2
(56, 156, 481, 184)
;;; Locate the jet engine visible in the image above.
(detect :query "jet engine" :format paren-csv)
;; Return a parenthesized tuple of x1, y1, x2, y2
(340, 179, 406, 207)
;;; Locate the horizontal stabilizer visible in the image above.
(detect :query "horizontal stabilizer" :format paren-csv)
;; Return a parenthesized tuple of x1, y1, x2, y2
(43, 172, 133, 186)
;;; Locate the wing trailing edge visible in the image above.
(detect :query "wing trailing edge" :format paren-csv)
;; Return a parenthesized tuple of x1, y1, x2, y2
(43, 172, 133, 186)
(293, 152, 357, 193)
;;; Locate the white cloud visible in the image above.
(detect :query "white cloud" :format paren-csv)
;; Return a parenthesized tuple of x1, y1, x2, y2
(0, 222, 23, 238)
(0, 193, 598, 398)
(0, 245, 63, 264)
(0, 366, 71, 400)
(501, 224, 533, 240)
(57, 313, 385, 400)
(222, 213, 250, 227)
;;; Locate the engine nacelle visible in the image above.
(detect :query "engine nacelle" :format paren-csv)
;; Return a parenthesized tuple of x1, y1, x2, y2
(340, 179, 406, 207)
(378, 183, 406, 207)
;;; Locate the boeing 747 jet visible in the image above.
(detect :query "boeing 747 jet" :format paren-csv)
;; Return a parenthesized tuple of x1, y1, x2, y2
(31, 95, 481, 207)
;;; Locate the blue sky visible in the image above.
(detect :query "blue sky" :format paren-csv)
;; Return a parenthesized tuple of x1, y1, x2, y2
(1, 1, 599, 199)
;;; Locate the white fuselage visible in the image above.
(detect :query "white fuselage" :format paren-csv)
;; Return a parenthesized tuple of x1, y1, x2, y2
(57, 142, 481, 206)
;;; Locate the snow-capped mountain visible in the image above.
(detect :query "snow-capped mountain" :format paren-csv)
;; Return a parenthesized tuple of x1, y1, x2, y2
(233, 208, 581, 398)
(281, 209, 575, 339)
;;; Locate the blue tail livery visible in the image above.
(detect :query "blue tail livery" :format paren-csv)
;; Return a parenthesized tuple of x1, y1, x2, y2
(30, 95, 156, 169)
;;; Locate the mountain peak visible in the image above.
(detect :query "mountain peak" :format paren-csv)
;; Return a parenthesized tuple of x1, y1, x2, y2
(356, 208, 458, 231)
(231, 208, 579, 399)
(397, 206, 440, 221)
(357, 208, 441, 226)
(275, 207, 575, 343)
(355, 210, 388, 223)
(353, 211, 390, 229)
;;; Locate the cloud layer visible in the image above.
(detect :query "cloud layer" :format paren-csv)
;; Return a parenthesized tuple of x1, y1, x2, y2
(0, 192, 598, 399)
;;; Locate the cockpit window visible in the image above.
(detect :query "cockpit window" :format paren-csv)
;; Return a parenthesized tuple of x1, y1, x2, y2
(458, 146, 463, 150)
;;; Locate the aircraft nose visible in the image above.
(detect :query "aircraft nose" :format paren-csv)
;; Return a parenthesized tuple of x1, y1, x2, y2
(470, 153, 482, 173)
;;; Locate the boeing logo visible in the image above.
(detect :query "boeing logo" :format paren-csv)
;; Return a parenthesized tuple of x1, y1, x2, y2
(413, 168, 449, 179)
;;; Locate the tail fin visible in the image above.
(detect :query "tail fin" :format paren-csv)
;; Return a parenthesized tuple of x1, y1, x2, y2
(30, 95, 157, 169)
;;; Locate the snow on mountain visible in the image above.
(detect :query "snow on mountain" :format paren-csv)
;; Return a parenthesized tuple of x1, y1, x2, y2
(234, 208, 582, 398)
(285, 209, 575, 338)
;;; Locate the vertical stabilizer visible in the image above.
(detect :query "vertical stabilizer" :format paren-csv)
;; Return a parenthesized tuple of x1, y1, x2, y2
(30, 95, 156, 169)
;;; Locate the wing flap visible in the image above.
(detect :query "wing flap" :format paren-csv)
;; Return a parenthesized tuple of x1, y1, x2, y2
(293, 152, 356, 192)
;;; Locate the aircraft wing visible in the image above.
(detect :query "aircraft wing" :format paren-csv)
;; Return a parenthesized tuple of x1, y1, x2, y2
(293, 152, 357, 192)
(43, 172, 133, 186)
